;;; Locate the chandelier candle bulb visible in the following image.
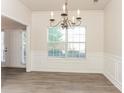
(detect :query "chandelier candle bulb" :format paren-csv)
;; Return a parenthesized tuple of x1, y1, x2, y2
(77, 9, 80, 17)
(51, 11, 54, 19)
(63, 4, 66, 13)
(72, 16, 75, 23)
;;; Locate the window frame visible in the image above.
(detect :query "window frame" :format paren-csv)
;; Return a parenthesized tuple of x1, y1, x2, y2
(47, 26, 87, 59)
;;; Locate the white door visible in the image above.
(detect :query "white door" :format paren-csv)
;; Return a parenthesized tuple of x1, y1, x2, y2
(1, 31, 26, 68)
(8, 31, 26, 68)
(1, 31, 9, 67)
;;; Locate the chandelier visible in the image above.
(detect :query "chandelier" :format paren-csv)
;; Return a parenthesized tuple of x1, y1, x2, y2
(49, 0, 82, 29)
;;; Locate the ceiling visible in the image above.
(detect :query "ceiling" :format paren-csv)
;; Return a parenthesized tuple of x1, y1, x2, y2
(20, 0, 110, 11)
(1, 16, 26, 30)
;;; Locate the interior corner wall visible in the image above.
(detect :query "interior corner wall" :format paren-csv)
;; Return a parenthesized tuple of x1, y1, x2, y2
(104, 0, 122, 91)
(31, 10, 104, 73)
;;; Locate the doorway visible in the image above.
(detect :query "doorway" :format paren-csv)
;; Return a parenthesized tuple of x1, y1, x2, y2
(1, 16, 28, 70)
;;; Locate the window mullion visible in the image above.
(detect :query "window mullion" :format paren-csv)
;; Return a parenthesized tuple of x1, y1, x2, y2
(65, 29, 68, 58)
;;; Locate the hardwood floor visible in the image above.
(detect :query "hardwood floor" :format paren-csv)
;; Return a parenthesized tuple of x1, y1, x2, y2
(1, 67, 7, 86)
(1, 68, 121, 93)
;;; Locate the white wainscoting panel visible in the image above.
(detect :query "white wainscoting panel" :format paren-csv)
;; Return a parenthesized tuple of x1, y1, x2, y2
(31, 51, 104, 73)
(103, 53, 122, 91)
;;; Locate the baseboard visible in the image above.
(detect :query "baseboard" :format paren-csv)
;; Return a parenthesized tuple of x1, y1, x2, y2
(31, 66, 103, 73)
(103, 72, 122, 91)
(5, 66, 26, 69)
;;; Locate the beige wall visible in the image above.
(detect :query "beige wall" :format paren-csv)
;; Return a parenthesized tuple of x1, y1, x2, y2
(104, 0, 122, 56)
(31, 11, 104, 73)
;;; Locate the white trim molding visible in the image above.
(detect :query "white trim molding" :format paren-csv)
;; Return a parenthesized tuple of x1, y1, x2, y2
(26, 26, 31, 72)
(103, 53, 122, 91)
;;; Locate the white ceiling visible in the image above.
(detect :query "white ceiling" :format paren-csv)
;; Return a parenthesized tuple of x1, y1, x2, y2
(20, 0, 110, 11)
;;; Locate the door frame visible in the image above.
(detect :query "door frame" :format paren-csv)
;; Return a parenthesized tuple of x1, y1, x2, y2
(1, 15, 31, 72)
(26, 26, 31, 72)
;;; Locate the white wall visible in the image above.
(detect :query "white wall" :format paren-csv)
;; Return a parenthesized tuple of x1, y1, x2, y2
(1, 0, 31, 25)
(104, 0, 122, 91)
(31, 11, 104, 73)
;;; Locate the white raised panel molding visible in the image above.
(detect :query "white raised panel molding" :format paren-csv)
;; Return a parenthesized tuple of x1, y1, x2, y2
(31, 51, 104, 73)
(103, 53, 122, 91)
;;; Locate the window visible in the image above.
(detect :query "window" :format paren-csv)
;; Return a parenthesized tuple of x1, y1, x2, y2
(48, 26, 86, 58)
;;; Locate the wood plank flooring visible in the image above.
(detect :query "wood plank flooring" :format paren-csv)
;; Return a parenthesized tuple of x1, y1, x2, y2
(1, 68, 121, 93)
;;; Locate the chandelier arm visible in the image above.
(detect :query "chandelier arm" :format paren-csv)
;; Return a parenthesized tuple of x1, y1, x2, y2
(68, 20, 72, 27)
(68, 20, 72, 23)
(68, 19, 82, 27)
(68, 20, 74, 24)
(75, 20, 82, 26)
(50, 20, 63, 27)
